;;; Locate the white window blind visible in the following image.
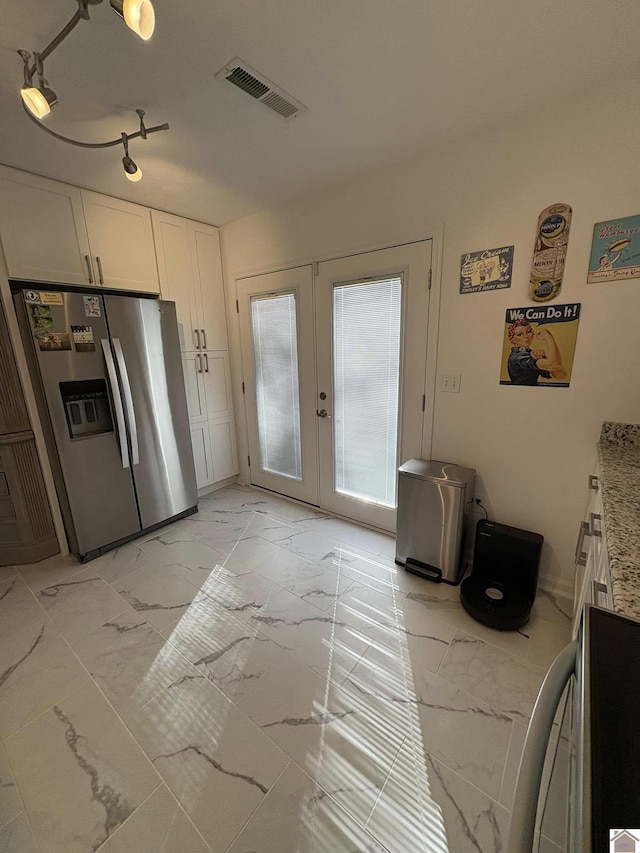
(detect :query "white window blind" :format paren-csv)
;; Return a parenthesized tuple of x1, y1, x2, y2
(333, 277, 402, 507)
(251, 292, 302, 480)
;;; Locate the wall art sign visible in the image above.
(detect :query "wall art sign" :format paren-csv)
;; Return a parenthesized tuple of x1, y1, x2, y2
(587, 215, 640, 283)
(499, 303, 580, 388)
(460, 245, 514, 293)
(528, 203, 572, 303)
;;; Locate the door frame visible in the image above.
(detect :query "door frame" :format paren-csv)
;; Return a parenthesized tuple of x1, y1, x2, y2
(233, 227, 444, 518)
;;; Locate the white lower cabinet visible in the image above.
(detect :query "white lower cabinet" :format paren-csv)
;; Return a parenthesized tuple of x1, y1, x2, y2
(190, 424, 216, 490)
(183, 350, 237, 490)
(572, 461, 612, 637)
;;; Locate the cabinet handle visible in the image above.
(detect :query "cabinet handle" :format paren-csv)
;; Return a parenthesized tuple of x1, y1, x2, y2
(588, 474, 599, 491)
(194, 329, 201, 349)
(95, 256, 104, 285)
(201, 328, 207, 349)
(592, 580, 608, 605)
(204, 353, 209, 373)
(590, 512, 603, 537)
(574, 520, 590, 567)
(197, 354, 203, 373)
(84, 255, 94, 284)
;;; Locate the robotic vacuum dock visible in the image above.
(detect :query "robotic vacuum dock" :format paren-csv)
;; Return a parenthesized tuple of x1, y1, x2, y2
(460, 520, 543, 630)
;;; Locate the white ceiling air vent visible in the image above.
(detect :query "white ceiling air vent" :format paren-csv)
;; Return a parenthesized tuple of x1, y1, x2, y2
(215, 58, 307, 121)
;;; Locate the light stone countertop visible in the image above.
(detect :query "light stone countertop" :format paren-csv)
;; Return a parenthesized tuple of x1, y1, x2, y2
(598, 422, 640, 621)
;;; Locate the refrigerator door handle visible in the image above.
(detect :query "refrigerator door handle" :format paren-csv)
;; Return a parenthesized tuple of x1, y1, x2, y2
(101, 339, 130, 469)
(507, 640, 578, 853)
(112, 338, 140, 466)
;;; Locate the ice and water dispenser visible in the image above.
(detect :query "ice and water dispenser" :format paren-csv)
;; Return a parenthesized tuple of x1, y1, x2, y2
(59, 379, 113, 439)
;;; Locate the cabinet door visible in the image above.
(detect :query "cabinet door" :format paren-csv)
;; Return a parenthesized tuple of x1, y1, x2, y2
(190, 423, 215, 489)
(81, 190, 159, 293)
(182, 353, 207, 424)
(152, 210, 200, 351)
(0, 167, 92, 285)
(210, 417, 238, 481)
(190, 223, 228, 350)
(201, 351, 234, 418)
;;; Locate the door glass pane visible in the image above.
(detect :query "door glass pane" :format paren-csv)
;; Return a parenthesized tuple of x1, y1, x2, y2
(251, 292, 302, 480)
(333, 277, 402, 507)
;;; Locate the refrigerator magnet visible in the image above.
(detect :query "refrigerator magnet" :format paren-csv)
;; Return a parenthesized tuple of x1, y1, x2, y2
(39, 292, 64, 306)
(71, 325, 95, 352)
(29, 304, 53, 330)
(34, 330, 72, 351)
(83, 296, 101, 318)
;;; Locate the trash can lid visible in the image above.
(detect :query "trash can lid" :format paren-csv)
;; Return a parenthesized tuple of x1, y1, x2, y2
(398, 458, 476, 486)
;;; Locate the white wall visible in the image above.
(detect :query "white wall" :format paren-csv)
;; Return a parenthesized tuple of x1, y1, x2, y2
(220, 80, 640, 595)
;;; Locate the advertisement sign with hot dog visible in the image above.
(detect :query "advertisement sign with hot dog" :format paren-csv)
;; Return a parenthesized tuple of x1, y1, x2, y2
(588, 215, 640, 283)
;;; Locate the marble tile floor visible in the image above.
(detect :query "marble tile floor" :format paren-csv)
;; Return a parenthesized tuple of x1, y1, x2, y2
(0, 484, 572, 853)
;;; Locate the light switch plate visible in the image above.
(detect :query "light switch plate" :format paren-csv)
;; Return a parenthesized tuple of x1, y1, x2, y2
(439, 374, 461, 393)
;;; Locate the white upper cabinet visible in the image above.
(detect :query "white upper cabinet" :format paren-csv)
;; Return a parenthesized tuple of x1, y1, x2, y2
(152, 211, 227, 351)
(0, 167, 92, 286)
(0, 167, 159, 293)
(81, 191, 159, 293)
(152, 210, 200, 350)
(191, 222, 228, 351)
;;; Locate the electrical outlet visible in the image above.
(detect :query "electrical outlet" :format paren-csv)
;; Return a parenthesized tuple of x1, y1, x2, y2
(440, 373, 461, 393)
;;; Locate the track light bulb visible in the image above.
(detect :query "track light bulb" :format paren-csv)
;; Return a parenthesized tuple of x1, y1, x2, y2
(122, 155, 142, 182)
(21, 85, 58, 119)
(111, 0, 155, 41)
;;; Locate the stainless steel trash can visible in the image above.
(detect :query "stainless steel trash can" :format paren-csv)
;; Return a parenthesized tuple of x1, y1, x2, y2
(395, 459, 476, 584)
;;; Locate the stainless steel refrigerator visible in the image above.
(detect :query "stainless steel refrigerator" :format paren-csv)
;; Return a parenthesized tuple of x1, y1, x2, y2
(14, 288, 198, 561)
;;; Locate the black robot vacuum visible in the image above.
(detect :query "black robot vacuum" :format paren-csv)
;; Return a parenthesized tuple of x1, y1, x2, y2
(460, 519, 543, 630)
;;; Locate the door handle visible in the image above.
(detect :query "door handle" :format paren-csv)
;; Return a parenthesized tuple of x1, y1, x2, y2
(95, 256, 104, 285)
(590, 512, 602, 537)
(592, 580, 608, 605)
(201, 328, 207, 349)
(203, 353, 209, 373)
(84, 255, 94, 284)
(588, 474, 598, 491)
(197, 354, 203, 373)
(194, 329, 201, 349)
(316, 409, 331, 419)
(112, 338, 139, 466)
(574, 520, 590, 567)
(101, 339, 129, 469)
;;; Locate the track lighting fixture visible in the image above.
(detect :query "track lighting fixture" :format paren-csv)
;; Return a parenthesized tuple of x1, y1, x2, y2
(16, 1, 168, 179)
(20, 85, 58, 120)
(18, 51, 58, 119)
(121, 133, 143, 181)
(110, 0, 155, 41)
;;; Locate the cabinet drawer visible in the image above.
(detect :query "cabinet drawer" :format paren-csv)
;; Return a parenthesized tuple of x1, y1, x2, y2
(0, 497, 15, 519)
(0, 519, 19, 543)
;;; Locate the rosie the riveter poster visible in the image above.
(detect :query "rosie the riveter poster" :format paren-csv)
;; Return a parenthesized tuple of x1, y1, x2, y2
(499, 303, 581, 387)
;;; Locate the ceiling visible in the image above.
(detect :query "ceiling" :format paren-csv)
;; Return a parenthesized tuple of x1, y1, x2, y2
(1, 0, 639, 226)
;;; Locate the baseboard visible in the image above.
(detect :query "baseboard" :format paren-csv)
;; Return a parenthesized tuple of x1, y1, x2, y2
(537, 571, 574, 604)
(198, 475, 238, 498)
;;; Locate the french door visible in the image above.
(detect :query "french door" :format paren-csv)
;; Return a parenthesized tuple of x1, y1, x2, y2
(237, 241, 432, 531)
